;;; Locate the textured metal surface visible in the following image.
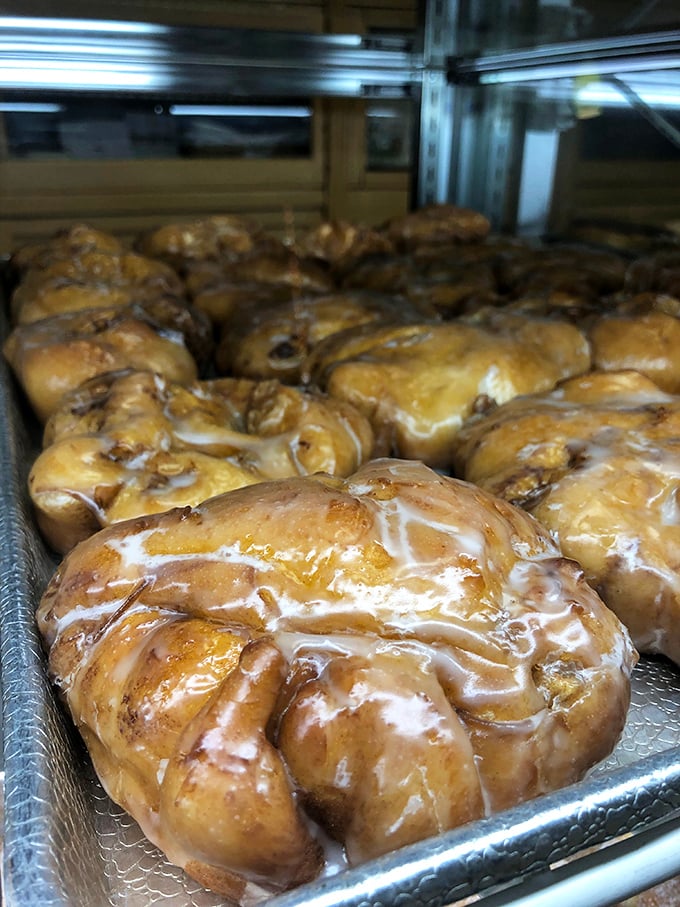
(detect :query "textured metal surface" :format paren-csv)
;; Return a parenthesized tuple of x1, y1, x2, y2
(2, 295, 680, 906)
(416, 0, 458, 206)
(0, 307, 109, 907)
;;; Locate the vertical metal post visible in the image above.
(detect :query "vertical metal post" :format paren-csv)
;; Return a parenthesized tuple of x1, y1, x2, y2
(445, 0, 578, 234)
(416, 0, 459, 206)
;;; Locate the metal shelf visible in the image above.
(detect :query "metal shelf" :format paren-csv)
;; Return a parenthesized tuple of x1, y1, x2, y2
(0, 16, 422, 97)
(2, 17, 678, 99)
(449, 28, 680, 84)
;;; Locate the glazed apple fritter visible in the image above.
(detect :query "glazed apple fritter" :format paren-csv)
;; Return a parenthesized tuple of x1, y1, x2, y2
(136, 214, 271, 269)
(589, 309, 680, 394)
(306, 314, 591, 468)
(452, 370, 680, 664)
(37, 458, 635, 904)
(216, 290, 435, 383)
(11, 251, 186, 325)
(8, 223, 125, 277)
(384, 203, 491, 248)
(30, 368, 375, 553)
(3, 300, 211, 422)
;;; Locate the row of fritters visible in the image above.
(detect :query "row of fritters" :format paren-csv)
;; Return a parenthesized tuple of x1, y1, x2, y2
(5, 215, 680, 390)
(7, 209, 680, 327)
(5, 213, 678, 904)
(4, 212, 680, 667)
(5, 211, 680, 413)
(6, 206, 491, 326)
(5, 274, 680, 433)
(0, 208, 595, 558)
(9, 295, 595, 549)
(31, 365, 680, 903)
(25, 359, 680, 669)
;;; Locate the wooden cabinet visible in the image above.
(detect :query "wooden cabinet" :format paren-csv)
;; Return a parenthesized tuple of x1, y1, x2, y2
(0, 1, 419, 252)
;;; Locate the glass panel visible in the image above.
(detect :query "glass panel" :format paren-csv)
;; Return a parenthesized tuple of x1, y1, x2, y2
(450, 69, 680, 236)
(0, 97, 313, 160)
(366, 99, 414, 171)
(579, 106, 680, 161)
(456, 0, 680, 56)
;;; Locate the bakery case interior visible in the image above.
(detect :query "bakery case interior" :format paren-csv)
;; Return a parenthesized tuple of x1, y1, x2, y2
(1, 2, 680, 907)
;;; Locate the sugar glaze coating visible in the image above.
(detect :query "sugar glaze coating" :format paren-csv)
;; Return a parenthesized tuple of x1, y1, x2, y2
(37, 459, 635, 903)
(30, 369, 375, 553)
(453, 370, 680, 664)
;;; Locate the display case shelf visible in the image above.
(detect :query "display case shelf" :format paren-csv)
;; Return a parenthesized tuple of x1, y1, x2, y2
(2, 6, 680, 906)
(0, 17, 421, 98)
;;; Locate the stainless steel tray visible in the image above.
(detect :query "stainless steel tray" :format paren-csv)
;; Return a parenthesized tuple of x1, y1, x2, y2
(2, 300, 680, 907)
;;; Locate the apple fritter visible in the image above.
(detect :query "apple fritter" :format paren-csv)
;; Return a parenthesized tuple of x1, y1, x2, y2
(37, 458, 635, 903)
(9, 223, 125, 277)
(307, 314, 591, 468)
(136, 215, 274, 270)
(589, 309, 680, 393)
(384, 203, 491, 248)
(3, 300, 211, 422)
(11, 251, 185, 324)
(30, 368, 375, 553)
(452, 370, 680, 664)
(216, 291, 434, 383)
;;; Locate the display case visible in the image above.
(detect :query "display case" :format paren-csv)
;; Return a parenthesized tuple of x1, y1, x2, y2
(1, 3, 680, 907)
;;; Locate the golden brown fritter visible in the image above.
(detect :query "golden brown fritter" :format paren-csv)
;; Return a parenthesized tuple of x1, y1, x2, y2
(589, 309, 680, 393)
(625, 249, 680, 297)
(497, 244, 627, 297)
(384, 203, 491, 248)
(216, 291, 434, 383)
(452, 370, 680, 664)
(31, 369, 375, 552)
(211, 247, 333, 294)
(294, 219, 394, 270)
(11, 251, 185, 324)
(37, 458, 635, 903)
(307, 314, 590, 468)
(3, 300, 210, 422)
(8, 223, 125, 277)
(136, 214, 268, 269)
(182, 259, 295, 326)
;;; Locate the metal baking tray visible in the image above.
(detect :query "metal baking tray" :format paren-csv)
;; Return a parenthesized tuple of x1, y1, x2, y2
(2, 300, 680, 907)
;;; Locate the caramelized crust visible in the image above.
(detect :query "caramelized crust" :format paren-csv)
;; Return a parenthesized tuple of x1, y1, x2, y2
(216, 291, 434, 383)
(2, 302, 207, 422)
(453, 370, 680, 663)
(307, 315, 590, 468)
(31, 369, 375, 552)
(384, 204, 491, 248)
(12, 251, 186, 324)
(37, 459, 635, 902)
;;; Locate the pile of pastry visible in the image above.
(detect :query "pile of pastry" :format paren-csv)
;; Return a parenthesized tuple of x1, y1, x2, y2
(4, 205, 680, 904)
